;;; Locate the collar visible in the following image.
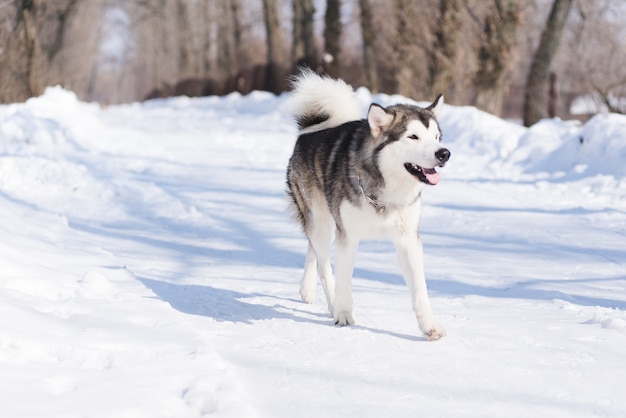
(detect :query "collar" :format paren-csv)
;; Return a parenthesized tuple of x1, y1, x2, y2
(357, 175, 391, 213)
(356, 175, 421, 213)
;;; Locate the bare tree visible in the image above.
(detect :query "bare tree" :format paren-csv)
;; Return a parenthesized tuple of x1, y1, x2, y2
(262, 0, 286, 93)
(134, 0, 179, 95)
(8, 1, 41, 100)
(175, 0, 194, 79)
(473, 0, 521, 116)
(323, 0, 341, 77)
(230, 0, 243, 66)
(559, 0, 626, 115)
(523, 0, 573, 126)
(70, 0, 115, 102)
(393, 0, 420, 97)
(199, 0, 213, 78)
(428, 0, 462, 100)
(292, 0, 318, 70)
(217, 0, 236, 85)
(358, 0, 378, 93)
(0, 0, 82, 102)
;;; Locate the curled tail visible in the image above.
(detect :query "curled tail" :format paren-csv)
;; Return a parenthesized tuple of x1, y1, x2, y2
(288, 69, 363, 134)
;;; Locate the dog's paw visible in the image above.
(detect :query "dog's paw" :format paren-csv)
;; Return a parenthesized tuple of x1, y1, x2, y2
(333, 310, 355, 326)
(422, 325, 446, 341)
(300, 290, 315, 305)
(300, 287, 315, 304)
(418, 312, 446, 341)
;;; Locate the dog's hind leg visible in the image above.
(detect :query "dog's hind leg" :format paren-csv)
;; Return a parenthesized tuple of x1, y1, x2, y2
(299, 244, 318, 304)
(301, 210, 335, 314)
(393, 236, 446, 340)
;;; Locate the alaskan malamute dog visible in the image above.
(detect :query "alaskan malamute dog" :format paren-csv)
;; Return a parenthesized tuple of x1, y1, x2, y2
(286, 70, 450, 340)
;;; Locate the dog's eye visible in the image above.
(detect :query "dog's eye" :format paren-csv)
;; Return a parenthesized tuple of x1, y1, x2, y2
(408, 134, 419, 140)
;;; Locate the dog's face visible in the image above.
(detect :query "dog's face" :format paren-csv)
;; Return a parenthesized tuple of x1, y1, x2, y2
(368, 95, 450, 186)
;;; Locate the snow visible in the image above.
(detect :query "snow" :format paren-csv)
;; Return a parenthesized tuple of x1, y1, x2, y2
(1, 86, 625, 417)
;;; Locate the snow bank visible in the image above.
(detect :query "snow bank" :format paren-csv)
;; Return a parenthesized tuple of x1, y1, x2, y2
(508, 113, 626, 179)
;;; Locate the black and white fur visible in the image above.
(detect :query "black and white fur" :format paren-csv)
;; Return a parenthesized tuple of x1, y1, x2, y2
(286, 70, 450, 340)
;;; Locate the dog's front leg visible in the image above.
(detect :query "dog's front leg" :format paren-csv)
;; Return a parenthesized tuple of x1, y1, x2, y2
(333, 234, 358, 326)
(394, 236, 446, 340)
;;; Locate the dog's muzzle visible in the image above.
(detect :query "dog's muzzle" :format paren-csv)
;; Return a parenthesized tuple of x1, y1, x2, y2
(405, 148, 451, 186)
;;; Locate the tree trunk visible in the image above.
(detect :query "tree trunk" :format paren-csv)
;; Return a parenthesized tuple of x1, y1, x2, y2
(262, 0, 286, 93)
(1, 0, 82, 102)
(323, 0, 341, 77)
(292, 0, 318, 70)
(6, 1, 46, 101)
(175, 0, 193, 78)
(292, 0, 303, 64)
(230, 0, 243, 66)
(394, 0, 418, 97)
(428, 0, 461, 100)
(22, 5, 41, 98)
(46, 0, 79, 62)
(217, 0, 236, 87)
(473, 0, 521, 116)
(522, 0, 573, 126)
(200, 0, 212, 78)
(358, 0, 378, 93)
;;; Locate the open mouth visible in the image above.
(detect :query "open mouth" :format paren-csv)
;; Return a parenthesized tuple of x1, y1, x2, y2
(404, 163, 441, 185)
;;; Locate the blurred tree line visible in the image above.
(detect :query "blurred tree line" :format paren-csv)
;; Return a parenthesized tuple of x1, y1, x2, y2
(0, 0, 624, 126)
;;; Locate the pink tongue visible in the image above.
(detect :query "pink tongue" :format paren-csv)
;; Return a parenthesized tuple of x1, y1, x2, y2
(423, 168, 440, 185)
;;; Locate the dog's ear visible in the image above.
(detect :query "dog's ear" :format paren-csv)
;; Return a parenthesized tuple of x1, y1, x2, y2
(427, 94, 444, 117)
(367, 104, 394, 137)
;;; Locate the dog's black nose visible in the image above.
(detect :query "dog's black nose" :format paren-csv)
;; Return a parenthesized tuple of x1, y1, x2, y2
(435, 148, 450, 164)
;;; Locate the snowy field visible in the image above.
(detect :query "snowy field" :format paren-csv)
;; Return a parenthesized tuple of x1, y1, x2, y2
(0, 87, 625, 417)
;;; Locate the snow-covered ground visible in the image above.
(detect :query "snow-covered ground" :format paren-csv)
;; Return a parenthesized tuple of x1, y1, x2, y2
(0, 87, 625, 417)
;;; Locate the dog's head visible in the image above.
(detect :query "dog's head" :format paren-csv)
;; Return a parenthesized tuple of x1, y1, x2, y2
(368, 95, 450, 186)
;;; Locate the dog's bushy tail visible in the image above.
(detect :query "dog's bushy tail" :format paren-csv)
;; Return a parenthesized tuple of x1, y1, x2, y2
(288, 69, 362, 134)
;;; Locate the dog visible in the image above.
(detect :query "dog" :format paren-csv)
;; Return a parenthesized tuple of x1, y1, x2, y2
(286, 70, 450, 340)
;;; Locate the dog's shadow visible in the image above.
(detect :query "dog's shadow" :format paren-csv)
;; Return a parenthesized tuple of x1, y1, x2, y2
(140, 276, 329, 325)
(139, 276, 426, 341)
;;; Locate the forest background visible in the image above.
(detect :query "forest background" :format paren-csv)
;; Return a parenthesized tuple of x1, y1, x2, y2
(0, 0, 624, 126)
